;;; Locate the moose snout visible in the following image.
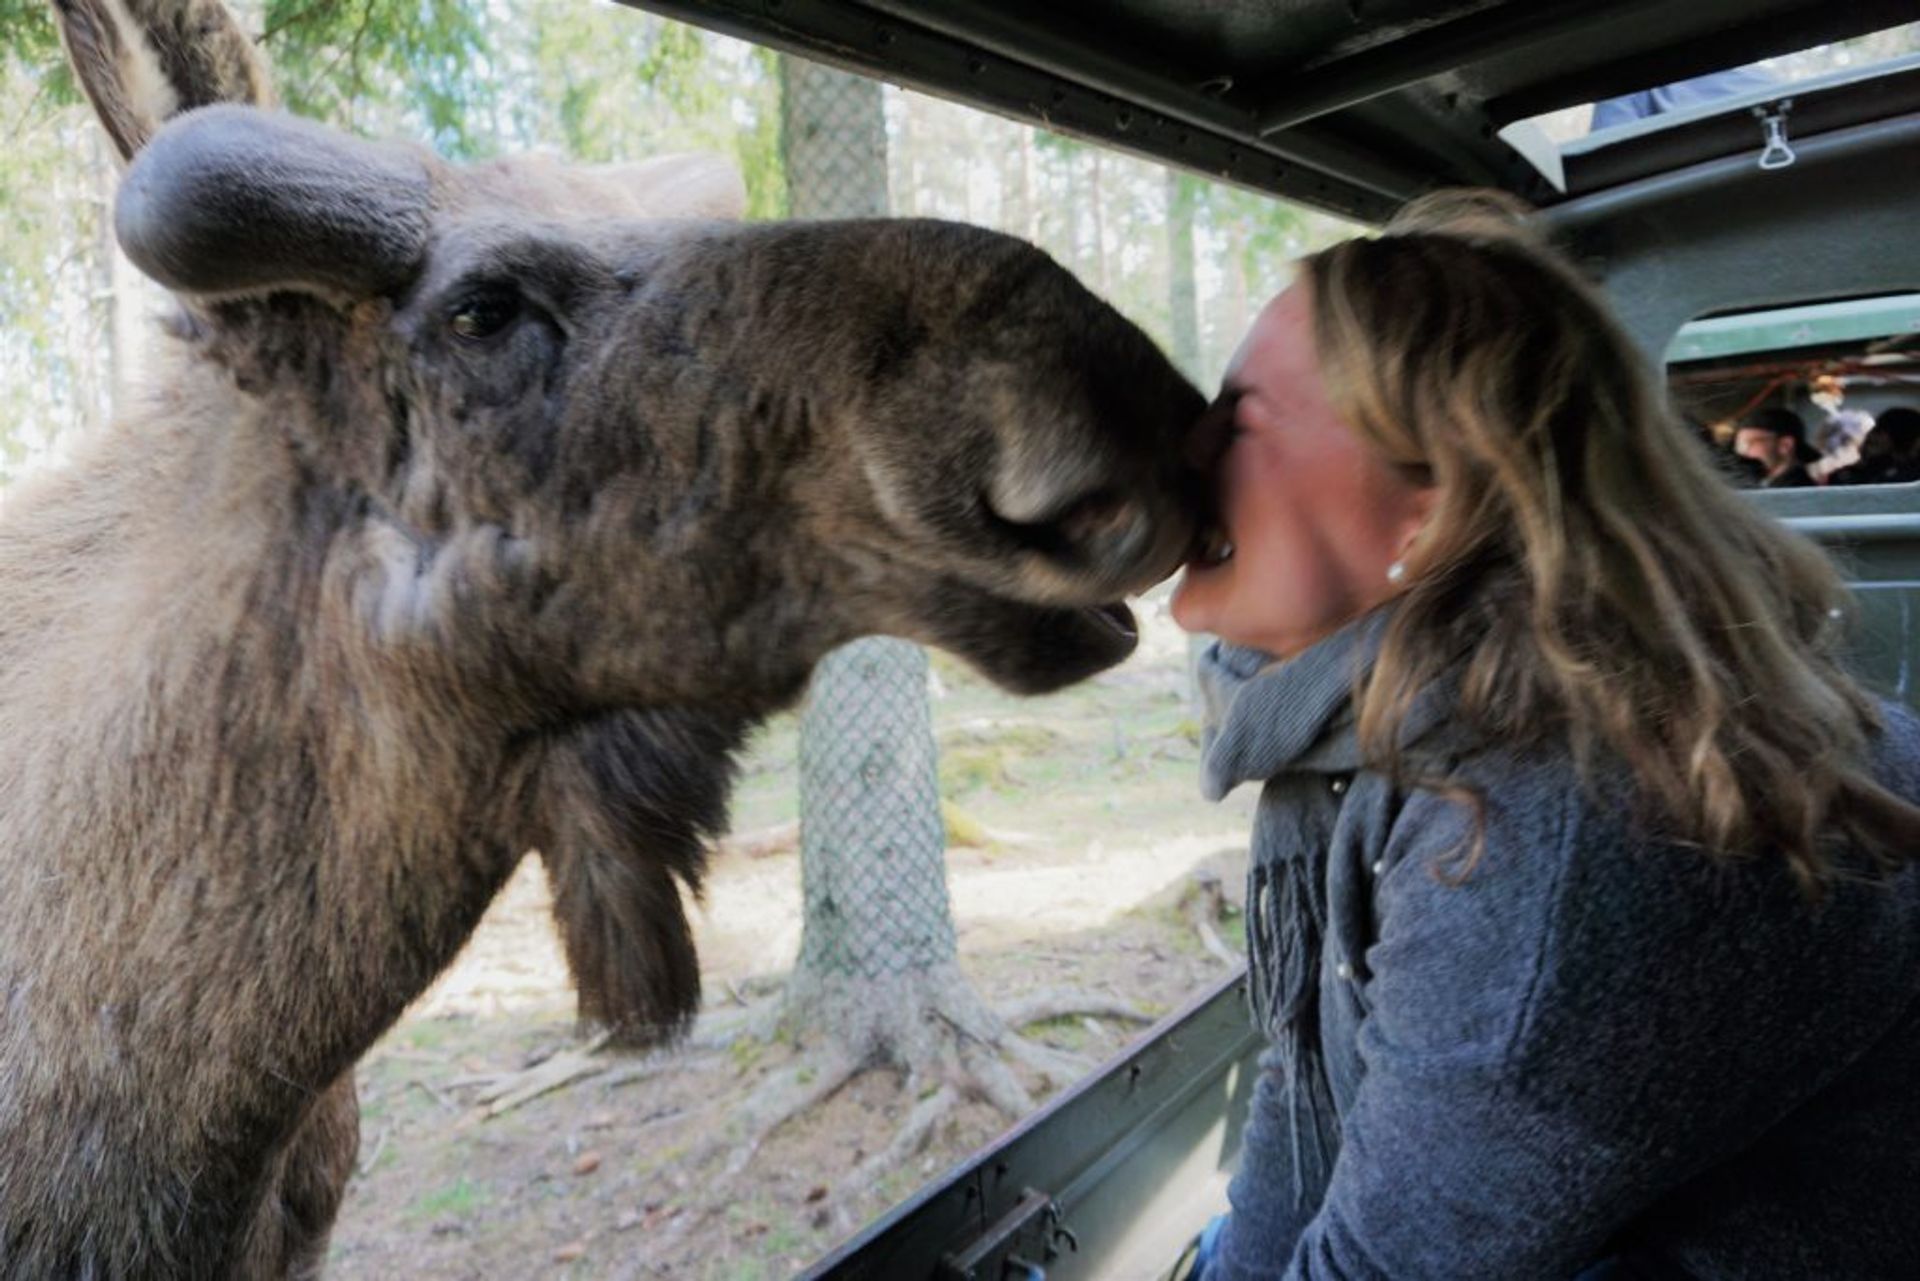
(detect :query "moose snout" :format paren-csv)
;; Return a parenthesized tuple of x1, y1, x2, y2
(984, 477, 1191, 593)
(1049, 487, 1155, 570)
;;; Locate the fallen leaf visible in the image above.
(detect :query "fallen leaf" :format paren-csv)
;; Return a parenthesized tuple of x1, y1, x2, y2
(805, 1185, 828, 1203)
(572, 1151, 602, 1176)
(553, 1240, 587, 1263)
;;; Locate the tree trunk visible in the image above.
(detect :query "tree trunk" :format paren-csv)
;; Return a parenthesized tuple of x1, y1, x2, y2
(785, 641, 983, 1064)
(1164, 170, 1202, 386)
(779, 55, 887, 220)
(777, 56, 979, 1066)
(1090, 147, 1110, 296)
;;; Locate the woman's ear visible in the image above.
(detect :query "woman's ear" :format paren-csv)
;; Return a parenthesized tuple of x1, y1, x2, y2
(1392, 483, 1439, 564)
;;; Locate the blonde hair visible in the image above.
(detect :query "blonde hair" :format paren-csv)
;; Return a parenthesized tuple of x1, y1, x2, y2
(1305, 190, 1919, 890)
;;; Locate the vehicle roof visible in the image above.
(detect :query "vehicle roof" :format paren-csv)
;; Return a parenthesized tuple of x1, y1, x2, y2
(615, 0, 1918, 223)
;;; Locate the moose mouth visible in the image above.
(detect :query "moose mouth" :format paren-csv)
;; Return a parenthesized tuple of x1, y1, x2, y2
(910, 581, 1145, 696)
(1085, 600, 1139, 641)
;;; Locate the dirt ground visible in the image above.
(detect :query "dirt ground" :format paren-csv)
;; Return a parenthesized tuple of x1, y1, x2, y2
(325, 593, 1257, 1280)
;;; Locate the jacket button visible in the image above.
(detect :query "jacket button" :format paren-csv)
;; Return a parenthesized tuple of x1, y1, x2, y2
(1334, 960, 1355, 981)
(1329, 776, 1349, 795)
(1371, 858, 1386, 877)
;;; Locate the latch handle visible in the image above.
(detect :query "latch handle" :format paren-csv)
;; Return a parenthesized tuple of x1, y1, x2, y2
(1754, 99, 1796, 171)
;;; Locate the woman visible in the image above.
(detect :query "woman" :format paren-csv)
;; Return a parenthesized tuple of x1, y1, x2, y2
(1173, 191, 1920, 1279)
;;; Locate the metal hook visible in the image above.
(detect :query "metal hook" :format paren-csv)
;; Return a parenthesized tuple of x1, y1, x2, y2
(1040, 1199, 1078, 1259)
(1754, 99, 1795, 171)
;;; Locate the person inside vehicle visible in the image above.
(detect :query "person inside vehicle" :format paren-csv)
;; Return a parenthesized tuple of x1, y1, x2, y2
(1831, 406, 1920, 485)
(1171, 190, 1920, 1280)
(1588, 64, 1776, 132)
(1687, 416, 1768, 488)
(1806, 374, 1873, 481)
(1731, 405, 1818, 487)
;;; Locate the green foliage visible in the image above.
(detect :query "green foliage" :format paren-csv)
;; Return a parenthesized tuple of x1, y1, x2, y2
(261, 0, 497, 158)
(0, 1, 61, 73)
(0, 0, 1352, 484)
(508, 1, 783, 215)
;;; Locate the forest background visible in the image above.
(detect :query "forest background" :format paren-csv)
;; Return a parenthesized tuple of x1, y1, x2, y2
(0, 0, 1350, 484)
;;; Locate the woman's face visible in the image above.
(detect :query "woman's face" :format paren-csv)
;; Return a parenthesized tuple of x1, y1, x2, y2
(1171, 284, 1434, 658)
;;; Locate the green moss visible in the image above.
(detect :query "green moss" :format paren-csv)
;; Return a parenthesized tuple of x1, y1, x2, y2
(939, 745, 1016, 795)
(407, 1176, 482, 1221)
(729, 1034, 766, 1073)
(940, 799, 991, 848)
(1019, 1014, 1093, 1052)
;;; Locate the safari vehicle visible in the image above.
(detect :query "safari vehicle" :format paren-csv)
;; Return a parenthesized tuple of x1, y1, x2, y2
(615, 2, 1920, 1276)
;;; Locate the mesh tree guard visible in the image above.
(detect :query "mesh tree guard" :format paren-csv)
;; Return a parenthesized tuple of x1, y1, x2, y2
(780, 56, 886, 220)
(796, 640, 957, 981)
(778, 56, 963, 1011)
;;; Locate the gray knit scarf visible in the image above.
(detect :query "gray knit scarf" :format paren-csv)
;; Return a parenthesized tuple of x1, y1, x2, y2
(1193, 611, 1389, 1197)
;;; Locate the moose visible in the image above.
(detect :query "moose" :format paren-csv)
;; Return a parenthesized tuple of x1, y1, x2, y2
(0, 0, 1205, 1275)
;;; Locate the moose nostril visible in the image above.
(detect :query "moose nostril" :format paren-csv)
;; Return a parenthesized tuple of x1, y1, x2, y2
(1054, 489, 1155, 568)
(982, 485, 1149, 565)
(1054, 488, 1132, 546)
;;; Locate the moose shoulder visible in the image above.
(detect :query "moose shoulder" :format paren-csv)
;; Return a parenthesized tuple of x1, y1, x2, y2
(0, 1, 1203, 1276)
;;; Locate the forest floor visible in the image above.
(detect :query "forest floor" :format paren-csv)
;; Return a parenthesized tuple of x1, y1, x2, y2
(325, 591, 1258, 1280)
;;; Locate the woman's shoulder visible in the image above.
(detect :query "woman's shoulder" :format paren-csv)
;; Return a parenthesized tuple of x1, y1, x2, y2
(1392, 696, 1920, 883)
(1378, 715, 1920, 997)
(1871, 696, 1920, 793)
(1381, 738, 1601, 885)
(1372, 728, 1920, 1081)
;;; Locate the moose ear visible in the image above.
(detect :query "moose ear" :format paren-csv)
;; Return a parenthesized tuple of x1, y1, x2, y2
(605, 153, 748, 221)
(53, 0, 274, 162)
(115, 105, 432, 299)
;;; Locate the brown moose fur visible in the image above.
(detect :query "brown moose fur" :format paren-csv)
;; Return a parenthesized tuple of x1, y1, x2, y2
(0, 1, 1203, 1276)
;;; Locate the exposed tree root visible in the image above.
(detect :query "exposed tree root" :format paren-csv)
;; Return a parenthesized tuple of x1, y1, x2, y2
(685, 996, 785, 1054)
(845, 1078, 958, 1190)
(1001, 1031, 1094, 1088)
(719, 1044, 862, 1177)
(454, 1031, 613, 1125)
(655, 967, 1154, 1226)
(998, 986, 1156, 1030)
(1182, 869, 1242, 968)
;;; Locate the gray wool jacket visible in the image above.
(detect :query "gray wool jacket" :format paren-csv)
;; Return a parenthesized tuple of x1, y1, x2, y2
(1195, 611, 1920, 1280)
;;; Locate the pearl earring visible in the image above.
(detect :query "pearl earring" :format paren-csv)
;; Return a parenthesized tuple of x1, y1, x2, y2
(1386, 560, 1407, 584)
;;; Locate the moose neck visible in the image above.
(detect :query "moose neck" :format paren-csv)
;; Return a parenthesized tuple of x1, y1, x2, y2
(0, 368, 541, 1164)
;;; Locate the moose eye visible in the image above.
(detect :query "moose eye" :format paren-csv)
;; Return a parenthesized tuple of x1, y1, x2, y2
(447, 288, 524, 342)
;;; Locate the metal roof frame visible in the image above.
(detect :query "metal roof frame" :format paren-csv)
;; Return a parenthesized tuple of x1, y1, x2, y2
(617, 0, 1919, 223)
